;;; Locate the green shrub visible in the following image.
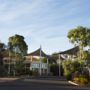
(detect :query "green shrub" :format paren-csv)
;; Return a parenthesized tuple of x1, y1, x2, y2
(25, 69, 32, 75)
(65, 74, 72, 80)
(73, 75, 89, 84)
(62, 59, 81, 80)
(80, 77, 88, 84)
(32, 70, 39, 76)
(73, 77, 80, 82)
(48, 72, 53, 76)
(29, 70, 33, 76)
(79, 74, 85, 78)
(50, 64, 59, 76)
(10, 71, 14, 76)
(0, 66, 7, 77)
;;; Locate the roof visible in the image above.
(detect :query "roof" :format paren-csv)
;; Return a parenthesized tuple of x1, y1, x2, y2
(27, 48, 49, 57)
(55, 46, 80, 56)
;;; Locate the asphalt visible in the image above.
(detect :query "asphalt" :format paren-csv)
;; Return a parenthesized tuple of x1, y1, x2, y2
(0, 77, 90, 90)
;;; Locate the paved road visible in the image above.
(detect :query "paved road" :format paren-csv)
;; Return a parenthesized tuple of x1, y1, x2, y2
(0, 78, 90, 90)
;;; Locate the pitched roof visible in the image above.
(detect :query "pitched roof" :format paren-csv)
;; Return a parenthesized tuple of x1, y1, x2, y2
(53, 46, 80, 56)
(59, 46, 79, 55)
(27, 48, 48, 57)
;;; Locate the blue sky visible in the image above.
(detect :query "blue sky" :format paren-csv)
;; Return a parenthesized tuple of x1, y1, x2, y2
(0, 0, 90, 54)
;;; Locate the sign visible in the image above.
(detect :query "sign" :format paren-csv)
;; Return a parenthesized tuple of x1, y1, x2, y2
(31, 62, 48, 69)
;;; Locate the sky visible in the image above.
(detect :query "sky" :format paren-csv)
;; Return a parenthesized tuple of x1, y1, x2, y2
(0, 0, 90, 55)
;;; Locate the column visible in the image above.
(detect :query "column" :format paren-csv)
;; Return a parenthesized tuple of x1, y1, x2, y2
(47, 58, 49, 75)
(8, 50, 10, 75)
(40, 46, 42, 76)
(59, 54, 61, 77)
(30, 56, 32, 70)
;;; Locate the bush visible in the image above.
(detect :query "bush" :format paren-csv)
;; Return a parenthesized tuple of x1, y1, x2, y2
(72, 71, 79, 79)
(80, 78, 88, 84)
(29, 70, 33, 76)
(17, 72, 26, 76)
(48, 72, 53, 76)
(65, 74, 72, 80)
(10, 71, 14, 76)
(32, 70, 39, 76)
(50, 64, 59, 76)
(0, 66, 7, 77)
(73, 74, 89, 84)
(73, 77, 80, 82)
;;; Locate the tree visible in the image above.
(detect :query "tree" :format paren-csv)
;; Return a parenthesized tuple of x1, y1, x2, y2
(8, 34, 28, 75)
(0, 43, 8, 76)
(67, 26, 90, 48)
(0, 43, 6, 65)
(67, 26, 90, 63)
(66, 26, 90, 80)
(77, 50, 90, 66)
(62, 59, 81, 80)
(8, 34, 28, 56)
(0, 66, 7, 77)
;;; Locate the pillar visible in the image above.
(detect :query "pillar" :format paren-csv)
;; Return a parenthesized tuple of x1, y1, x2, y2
(59, 54, 61, 77)
(47, 58, 49, 75)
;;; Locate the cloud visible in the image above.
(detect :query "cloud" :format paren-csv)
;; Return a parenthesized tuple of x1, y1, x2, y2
(0, 0, 42, 22)
(0, 0, 90, 54)
(0, 0, 80, 23)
